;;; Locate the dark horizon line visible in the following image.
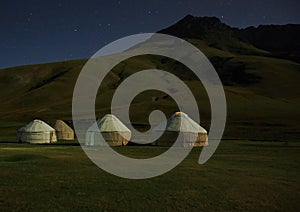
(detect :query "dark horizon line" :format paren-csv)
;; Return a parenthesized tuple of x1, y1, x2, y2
(1, 14, 299, 70)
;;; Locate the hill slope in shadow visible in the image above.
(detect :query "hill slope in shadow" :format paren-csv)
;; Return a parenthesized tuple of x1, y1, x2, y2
(0, 15, 299, 141)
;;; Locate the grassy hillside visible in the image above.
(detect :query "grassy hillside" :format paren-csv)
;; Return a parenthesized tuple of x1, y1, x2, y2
(0, 16, 300, 142)
(1, 15, 299, 212)
(0, 46, 300, 142)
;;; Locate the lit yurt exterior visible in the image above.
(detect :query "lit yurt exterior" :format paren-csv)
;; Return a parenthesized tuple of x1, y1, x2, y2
(53, 120, 74, 140)
(17, 119, 57, 144)
(153, 112, 208, 147)
(85, 114, 131, 146)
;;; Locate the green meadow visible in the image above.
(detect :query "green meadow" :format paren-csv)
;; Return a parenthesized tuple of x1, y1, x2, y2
(0, 141, 299, 211)
(1, 19, 300, 211)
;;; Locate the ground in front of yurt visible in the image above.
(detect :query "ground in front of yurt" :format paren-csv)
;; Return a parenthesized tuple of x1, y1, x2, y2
(0, 141, 299, 211)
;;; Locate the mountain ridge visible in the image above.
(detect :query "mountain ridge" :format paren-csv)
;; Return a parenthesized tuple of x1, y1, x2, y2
(159, 14, 300, 62)
(0, 15, 299, 141)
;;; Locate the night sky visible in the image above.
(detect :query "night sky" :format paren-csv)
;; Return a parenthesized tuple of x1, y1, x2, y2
(1, 0, 299, 69)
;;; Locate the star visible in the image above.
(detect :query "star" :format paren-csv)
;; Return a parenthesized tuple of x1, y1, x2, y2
(74, 29, 78, 32)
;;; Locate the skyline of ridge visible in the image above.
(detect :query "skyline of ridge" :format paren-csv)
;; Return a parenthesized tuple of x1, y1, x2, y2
(1, 0, 299, 68)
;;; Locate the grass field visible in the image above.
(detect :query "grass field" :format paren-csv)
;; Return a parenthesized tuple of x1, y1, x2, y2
(0, 23, 300, 211)
(1, 141, 299, 211)
(0, 33, 299, 142)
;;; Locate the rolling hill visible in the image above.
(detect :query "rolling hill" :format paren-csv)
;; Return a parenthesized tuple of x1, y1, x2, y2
(0, 15, 299, 142)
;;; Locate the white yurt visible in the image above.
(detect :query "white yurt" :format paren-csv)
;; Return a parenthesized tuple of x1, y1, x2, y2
(153, 112, 208, 147)
(17, 119, 57, 144)
(85, 114, 131, 146)
(53, 120, 74, 140)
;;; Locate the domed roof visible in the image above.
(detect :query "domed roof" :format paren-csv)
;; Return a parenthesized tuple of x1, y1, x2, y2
(18, 119, 55, 132)
(154, 112, 207, 133)
(54, 120, 73, 132)
(87, 114, 131, 132)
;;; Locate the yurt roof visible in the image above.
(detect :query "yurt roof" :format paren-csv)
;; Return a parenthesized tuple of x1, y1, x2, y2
(54, 120, 73, 132)
(18, 119, 55, 132)
(87, 114, 131, 132)
(154, 112, 207, 133)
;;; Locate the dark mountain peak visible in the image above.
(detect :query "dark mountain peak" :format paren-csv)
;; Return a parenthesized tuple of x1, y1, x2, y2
(179, 14, 223, 25)
(180, 14, 194, 22)
(158, 15, 257, 55)
(158, 15, 233, 40)
(159, 15, 300, 62)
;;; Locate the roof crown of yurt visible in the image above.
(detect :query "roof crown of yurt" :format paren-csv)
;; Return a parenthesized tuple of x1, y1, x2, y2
(85, 114, 131, 146)
(17, 119, 57, 144)
(153, 112, 208, 147)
